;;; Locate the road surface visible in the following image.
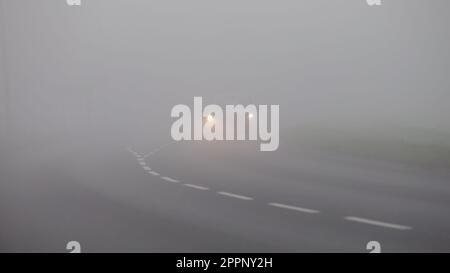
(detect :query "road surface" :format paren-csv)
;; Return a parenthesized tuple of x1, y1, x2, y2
(1, 136, 450, 252)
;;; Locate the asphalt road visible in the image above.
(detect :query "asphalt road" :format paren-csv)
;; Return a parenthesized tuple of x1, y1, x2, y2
(1, 137, 450, 252)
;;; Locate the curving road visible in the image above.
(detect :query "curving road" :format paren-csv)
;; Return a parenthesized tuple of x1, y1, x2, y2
(1, 137, 450, 252)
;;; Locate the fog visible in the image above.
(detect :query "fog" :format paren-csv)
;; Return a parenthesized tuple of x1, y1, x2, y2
(1, 0, 450, 145)
(1, 0, 450, 252)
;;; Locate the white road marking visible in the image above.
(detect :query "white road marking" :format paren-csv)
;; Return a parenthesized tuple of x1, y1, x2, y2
(131, 147, 412, 234)
(161, 176, 180, 183)
(344, 216, 412, 230)
(143, 152, 153, 158)
(183, 184, 209, 191)
(268, 202, 320, 214)
(217, 191, 254, 201)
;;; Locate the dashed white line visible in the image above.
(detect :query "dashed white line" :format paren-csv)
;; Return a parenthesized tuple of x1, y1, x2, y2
(217, 191, 254, 201)
(161, 176, 180, 183)
(268, 202, 320, 214)
(143, 152, 153, 158)
(344, 216, 412, 230)
(130, 147, 414, 234)
(148, 171, 160, 176)
(183, 184, 209, 191)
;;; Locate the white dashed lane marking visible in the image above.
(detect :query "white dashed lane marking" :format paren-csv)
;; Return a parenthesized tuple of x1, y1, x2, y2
(183, 184, 209, 191)
(217, 191, 254, 201)
(161, 176, 180, 183)
(143, 152, 153, 158)
(268, 202, 320, 214)
(128, 148, 414, 232)
(344, 216, 412, 230)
